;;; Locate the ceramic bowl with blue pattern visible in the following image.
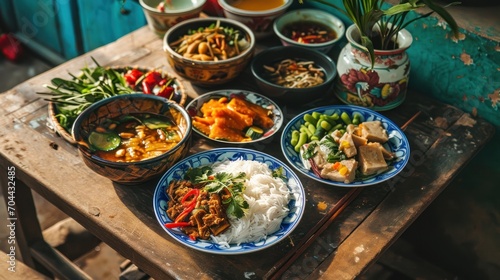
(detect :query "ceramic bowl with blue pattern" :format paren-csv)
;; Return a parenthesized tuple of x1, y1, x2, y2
(186, 89, 283, 145)
(281, 105, 410, 187)
(153, 148, 305, 254)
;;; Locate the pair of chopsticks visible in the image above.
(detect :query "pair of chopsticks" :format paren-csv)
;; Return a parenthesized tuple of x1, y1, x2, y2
(265, 110, 422, 280)
(265, 187, 363, 280)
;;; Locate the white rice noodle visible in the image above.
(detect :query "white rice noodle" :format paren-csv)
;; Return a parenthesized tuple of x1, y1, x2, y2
(210, 159, 291, 247)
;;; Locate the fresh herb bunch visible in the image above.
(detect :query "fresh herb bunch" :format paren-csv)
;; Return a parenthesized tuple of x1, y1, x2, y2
(300, 0, 460, 68)
(185, 166, 249, 219)
(39, 58, 178, 132)
(39, 58, 134, 131)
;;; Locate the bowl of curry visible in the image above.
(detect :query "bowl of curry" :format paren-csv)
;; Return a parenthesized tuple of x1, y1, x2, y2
(186, 89, 283, 145)
(71, 93, 192, 184)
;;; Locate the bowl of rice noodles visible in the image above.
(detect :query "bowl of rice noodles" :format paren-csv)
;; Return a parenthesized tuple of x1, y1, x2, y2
(153, 147, 305, 254)
(250, 46, 337, 104)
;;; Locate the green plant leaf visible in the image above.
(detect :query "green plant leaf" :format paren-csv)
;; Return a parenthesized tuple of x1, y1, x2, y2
(421, 0, 460, 37)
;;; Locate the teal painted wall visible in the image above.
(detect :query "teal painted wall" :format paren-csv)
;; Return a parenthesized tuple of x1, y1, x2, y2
(405, 18, 500, 129)
(76, 0, 146, 53)
(299, 0, 500, 128)
(0, 0, 146, 61)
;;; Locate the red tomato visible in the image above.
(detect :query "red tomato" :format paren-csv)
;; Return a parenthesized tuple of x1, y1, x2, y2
(157, 86, 174, 98)
(142, 71, 163, 94)
(124, 69, 144, 86)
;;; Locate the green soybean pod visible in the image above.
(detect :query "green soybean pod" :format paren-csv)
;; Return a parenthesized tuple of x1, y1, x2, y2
(323, 114, 338, 125)
(332, 123, 344, 131)
(290, 130, 300, 146)
(300, 126, 312, 137)
(303, 114, 318, 126)
(294, 132, 308, 152)
(330, 112, 340, 120)
(340, 112, 352, 125)
(352, 112, 364, 123)
(311, 111, 322, 120)
(320, 120, 332, 131)
(307, 123, 316, 135)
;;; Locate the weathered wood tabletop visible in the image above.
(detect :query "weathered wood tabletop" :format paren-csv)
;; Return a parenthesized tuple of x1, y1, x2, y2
(0, 25, 495, 279)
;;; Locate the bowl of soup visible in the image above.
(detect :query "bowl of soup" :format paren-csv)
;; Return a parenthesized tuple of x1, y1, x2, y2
(217, 0, 293, 39)
(273, 9, 345, 53)
(139, 0, 207, 37)
(72, 93, 192, 184)
(250, 46, 337, 104)
(163, 17, 255, 86)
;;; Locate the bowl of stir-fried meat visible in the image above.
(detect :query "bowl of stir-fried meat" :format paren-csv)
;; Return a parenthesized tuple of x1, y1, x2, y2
(186, 89, 283, 145)
(273, 9, 345, 54)
(281, 105, 410, 187)
(153, 147, 305, 254)
(163, 17, 255, 86)
(71, 94, 193, 184)
(250, 46, 337, 104)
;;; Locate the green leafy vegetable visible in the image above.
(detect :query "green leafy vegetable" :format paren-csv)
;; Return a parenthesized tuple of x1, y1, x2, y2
(184, 166, 249, 219)
(272, 166, 287, 181)
(38, 57, 135, 131)
(302, 142, 318, 160)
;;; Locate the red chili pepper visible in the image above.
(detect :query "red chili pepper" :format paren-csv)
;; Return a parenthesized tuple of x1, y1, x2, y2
(156, 86, 174, 98)
(164, 221, 191, 228)
(142, 71, 163, 94)
(174, 202, 196, 223)
(174, 188, 200, 223)
(124, 69, 143, 86)
(181, 188, 200, 205)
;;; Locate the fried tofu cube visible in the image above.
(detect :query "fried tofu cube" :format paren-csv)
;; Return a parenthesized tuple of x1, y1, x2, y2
(368, 142, 395, 160)
(339, 133, 357, 158)
(321, 159, 358, 183)
(330, 129, 344, 142)
(358, 144, 388, 175)
(359, 121, 389, 143)
(351, 134, 368, 147)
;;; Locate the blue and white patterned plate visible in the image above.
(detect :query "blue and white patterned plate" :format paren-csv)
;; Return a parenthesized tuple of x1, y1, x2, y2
(281, 105, 410, 187)
(153, 148, 305, 255)
(185, 90, 283, 144)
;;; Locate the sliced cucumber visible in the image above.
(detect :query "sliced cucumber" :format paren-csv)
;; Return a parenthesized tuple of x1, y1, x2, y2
(88, 131, 121, 151)
(245, 126, 264, 140)
(143, 117, 172, 129)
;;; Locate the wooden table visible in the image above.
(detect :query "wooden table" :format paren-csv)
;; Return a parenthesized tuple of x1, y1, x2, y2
(0, 25, 495, 280)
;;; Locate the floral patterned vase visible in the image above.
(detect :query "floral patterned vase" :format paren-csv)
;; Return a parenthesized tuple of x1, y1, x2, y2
(335, 24, 413, 110)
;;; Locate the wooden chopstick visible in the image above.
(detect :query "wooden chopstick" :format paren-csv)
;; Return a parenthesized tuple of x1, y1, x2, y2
(265, 187, 363, 280)
(265, 110, 421, 279)
(400, 111, 421, 131)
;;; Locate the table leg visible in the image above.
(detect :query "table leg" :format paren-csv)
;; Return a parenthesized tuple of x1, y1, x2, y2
(0, 162, 52, 276)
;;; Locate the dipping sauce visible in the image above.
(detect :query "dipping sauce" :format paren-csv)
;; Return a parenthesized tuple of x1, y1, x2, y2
(281, 20, 337, 44)
(88, 113, 182, 162)
(230, 0, 285, 11)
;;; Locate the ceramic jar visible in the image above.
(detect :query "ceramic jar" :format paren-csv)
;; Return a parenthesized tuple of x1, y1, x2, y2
(335, 24, 413, 110)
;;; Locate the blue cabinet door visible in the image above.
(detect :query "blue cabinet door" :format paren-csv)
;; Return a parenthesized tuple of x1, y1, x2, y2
(77, 0, 146, 53)
(9, 0, 80, 60)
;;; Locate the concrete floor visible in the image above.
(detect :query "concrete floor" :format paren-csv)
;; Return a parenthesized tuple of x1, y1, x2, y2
(1, 48, 499, 280)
